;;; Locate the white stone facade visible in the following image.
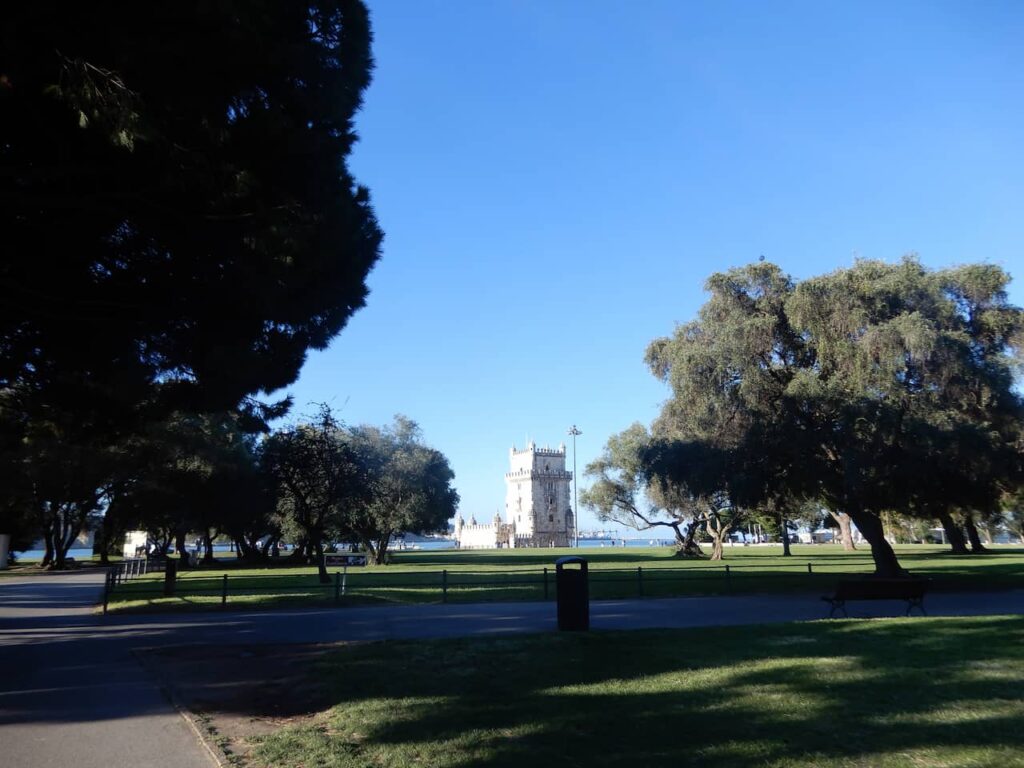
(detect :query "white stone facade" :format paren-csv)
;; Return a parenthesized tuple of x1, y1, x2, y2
(454, 511, 515, 549)
(454, 441, 575, 549)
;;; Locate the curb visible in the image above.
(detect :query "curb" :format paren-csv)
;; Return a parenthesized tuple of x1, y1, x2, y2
(132, 648, 231, 768)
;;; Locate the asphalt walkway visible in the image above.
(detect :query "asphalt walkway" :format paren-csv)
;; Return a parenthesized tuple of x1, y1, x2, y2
(0, 572, 216, 768)
(2, 570, 1022, 767)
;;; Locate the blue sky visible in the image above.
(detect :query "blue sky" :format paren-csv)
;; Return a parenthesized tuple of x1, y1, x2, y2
(275, 0, 1024, 532)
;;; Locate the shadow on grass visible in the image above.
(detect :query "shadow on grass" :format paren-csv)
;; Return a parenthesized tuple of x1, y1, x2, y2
(160, 616, 1024, 768)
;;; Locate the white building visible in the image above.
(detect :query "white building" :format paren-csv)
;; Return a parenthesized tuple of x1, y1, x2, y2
(122, 530, 149, 558)
(455, 511, 515, 549)
(454, 441, 575, 549)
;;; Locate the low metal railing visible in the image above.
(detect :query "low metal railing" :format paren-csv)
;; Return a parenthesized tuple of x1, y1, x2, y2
(101, 560, 843, 614)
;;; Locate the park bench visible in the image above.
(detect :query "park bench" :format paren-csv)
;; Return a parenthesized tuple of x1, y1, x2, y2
(324, 553, 367, 567)
(822, 578, 929, 618)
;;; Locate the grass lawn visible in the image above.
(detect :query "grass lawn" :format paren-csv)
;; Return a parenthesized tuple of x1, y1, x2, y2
(103, 544, 1024, 614)
(181, 615, 1024, 768)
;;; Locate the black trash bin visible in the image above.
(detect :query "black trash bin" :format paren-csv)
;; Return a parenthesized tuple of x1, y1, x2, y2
(555, 556, 589, 631)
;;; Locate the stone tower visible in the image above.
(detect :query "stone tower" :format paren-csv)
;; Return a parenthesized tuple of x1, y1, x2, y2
(505, 441, 574, 547)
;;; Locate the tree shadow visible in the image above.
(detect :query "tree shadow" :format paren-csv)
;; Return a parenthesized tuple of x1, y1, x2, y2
(158, 616, 1024, 767)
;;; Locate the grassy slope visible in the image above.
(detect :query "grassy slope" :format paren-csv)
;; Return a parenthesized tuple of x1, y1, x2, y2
(104, 544, 1024, 613)
(249, 615, 1024, 768)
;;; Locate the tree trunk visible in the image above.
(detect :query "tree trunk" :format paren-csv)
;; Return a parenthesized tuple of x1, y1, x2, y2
(828, 511, 857, 551)
(373, 535, 390, 565)
(96, 514, 114, 565)
(202, 530, 215, 564)
(41, 525, 55, 568)
(49, 524, 65, 570)
(938, 511, 969, 554)
(963, 514, 986, 553)
(780, 516, 791, 556)
(285, 539, 308, 562)
(51, 532, 66, 569)
(708, 531, 726, 560)
(313, 538, 330, 583)
(355, 532, 380, 565)
(673, 520, 705, 558)
(705, 517, 729, 561)
(243, 536, 261, 562)
(174, 531, 189, 570)
(849, 510, 906, 577)
(51, 506, 82, 570)
(978, 522, 994, 545)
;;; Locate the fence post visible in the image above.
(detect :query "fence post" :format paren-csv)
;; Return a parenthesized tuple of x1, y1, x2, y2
(807, 562, 813, 574)
(637, 566, 644, 598)
(103, 571, 111, 615)
(543, 567, 549, 600)
(142, 557, 147, 576)
(342, 564, 348, 597)
(441, 569, 448, 603)
(221, 573, 228, 608)
(724, 564, 731, 593)
(334, 571, 341, 604)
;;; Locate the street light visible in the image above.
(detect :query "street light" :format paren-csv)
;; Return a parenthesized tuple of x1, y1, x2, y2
(567, 425, 582, 548)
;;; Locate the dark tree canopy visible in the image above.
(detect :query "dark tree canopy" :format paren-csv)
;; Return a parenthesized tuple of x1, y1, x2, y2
(262, 406, 363, 582)
(1, 1, 382, 418)
(262, 410, 459, 572)
(635, 258, 1023, 576)
(344, 416, 460, 564)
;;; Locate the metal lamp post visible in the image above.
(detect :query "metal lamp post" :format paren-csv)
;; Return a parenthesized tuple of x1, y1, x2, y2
(567, 425, 582, 548)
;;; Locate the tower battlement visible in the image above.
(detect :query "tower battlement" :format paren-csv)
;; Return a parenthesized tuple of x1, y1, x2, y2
(510, 440, 566, 457)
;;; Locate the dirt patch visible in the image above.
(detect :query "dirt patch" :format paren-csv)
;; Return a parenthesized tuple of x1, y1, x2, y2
(137, 642, 346, 765)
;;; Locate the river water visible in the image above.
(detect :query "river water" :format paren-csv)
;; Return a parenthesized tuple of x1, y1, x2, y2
(12, 537, 673, 561)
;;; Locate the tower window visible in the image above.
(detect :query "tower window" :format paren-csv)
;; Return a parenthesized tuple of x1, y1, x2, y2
(548, 514, 554, 522)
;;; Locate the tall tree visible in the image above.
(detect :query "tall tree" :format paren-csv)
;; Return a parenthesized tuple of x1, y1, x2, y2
(1, 3, 383, 564)
(343, 417, 459, 565)
(641, 258, 1022, 576)
(2, 1, 382, 419)
(107, 411, 268, 566)
(262, 407, 362, 583)
(786, 258, 1021, 573)
(643, 263, 807, 560)
(581, 423, 705, 556)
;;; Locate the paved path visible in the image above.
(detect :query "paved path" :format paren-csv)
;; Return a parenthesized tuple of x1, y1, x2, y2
(2, 570, 1023, 767)
(0, 572, 217, 768)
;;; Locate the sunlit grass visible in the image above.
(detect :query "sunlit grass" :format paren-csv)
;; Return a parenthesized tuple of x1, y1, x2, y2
(103, 544, 1024, 614)
(247, 616, 1024, 768)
